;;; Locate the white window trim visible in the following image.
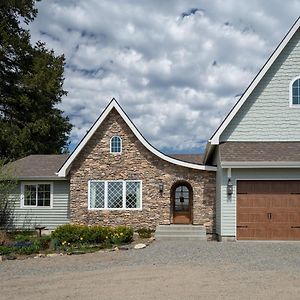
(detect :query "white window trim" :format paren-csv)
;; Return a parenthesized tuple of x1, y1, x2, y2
(110, 136, 122, 154)
(88, 180, 142, 211)
(289, 76, 300, 108)
(20, 182, 53, 209)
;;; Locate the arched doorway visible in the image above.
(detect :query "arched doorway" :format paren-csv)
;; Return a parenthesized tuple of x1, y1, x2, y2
(171, 181, 193, 224)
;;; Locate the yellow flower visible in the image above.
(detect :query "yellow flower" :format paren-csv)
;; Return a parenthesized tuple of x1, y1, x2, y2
(80, 237, 83, 240)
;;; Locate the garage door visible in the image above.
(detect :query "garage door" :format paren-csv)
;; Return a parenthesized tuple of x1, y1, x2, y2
(237, 180, 300, 240)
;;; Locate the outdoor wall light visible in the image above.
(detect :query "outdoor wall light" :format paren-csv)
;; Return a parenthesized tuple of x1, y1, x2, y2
(159, 182, 164, 195)
(227, 178, 233, 195)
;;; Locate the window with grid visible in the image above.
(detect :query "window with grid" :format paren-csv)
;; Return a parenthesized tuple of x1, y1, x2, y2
(292, 78, 300, 105)
(89, 180, 141, 209)
(23, 183, 51, 207)
(110, 136, 122, 153)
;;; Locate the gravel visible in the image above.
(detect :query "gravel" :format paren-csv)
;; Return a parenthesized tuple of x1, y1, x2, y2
(1, 240, 300, 276)
(1, 241, 300, 299)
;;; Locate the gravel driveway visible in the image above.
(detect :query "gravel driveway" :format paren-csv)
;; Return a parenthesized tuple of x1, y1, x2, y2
(1, 240, 300, 299)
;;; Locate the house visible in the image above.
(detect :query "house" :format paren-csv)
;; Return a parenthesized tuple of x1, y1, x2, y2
(4, 17, 300, 241)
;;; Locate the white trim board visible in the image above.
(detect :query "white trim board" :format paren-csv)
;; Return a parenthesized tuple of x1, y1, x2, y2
(209, 16, 300, 145)
(221, 161, 300, 168)
(57, 99, 217, 177)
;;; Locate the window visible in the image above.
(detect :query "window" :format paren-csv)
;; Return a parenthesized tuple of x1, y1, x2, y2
(88, 180, 142, 210)
(290, 77, 300, 106)
(110, 136, 122, 153)
(21, 183, 52, 208)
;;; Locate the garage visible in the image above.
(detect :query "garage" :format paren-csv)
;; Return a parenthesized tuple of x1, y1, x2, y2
(237, 180, 300, 240)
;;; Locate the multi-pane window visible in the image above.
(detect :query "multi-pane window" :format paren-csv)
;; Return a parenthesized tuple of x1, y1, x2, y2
(89, 180, 142, 210)
(23, 183, 52, 207)
(110, 136, 122, 153)
(292, 78, 300, 105)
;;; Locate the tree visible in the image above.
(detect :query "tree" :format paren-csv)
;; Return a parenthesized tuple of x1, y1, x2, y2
(0, 159, 17, 230)
(0, 0, 72, 162)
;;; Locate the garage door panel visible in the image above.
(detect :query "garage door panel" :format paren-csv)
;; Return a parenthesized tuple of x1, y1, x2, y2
(237, 180, 300, 240)
(239, 195, 269, 208)
(286, 196, 300, 208)
(239, 212, 267, 223)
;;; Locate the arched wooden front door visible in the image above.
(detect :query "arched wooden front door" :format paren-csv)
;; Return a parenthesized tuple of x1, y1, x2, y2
(171, 181, 193, 224)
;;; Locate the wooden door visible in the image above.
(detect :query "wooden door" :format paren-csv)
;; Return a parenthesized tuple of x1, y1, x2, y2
(237, 180, 300, 240)
(173, 185, 192, 224)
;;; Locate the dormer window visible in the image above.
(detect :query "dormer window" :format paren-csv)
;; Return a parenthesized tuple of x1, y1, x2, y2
(290, 77, 300, 106)
(110, 136, 122, 153)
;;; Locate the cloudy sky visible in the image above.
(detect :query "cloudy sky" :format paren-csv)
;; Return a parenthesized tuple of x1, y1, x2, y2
(28, 0, 300, 154)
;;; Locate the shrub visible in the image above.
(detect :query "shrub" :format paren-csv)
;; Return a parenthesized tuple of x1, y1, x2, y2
(137, 227, 153, 239)
(110, 226, 134, 245)
(52, 224, 133, 246)
(0, 245, 14, 255)
(51, 224, 86, 245)
(83, 226, 112, 244)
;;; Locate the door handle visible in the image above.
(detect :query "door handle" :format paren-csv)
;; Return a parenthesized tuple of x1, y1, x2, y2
(237, 225, 248, 228)
(267, 213, 272, 220)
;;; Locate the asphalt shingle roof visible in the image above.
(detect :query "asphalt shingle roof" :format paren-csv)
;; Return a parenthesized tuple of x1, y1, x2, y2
(219, 142, 300, 162)
(168, 154, 203, 164)
(3, 154, 69, 178)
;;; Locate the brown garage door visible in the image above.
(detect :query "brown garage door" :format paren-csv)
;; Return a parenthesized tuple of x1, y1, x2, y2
(237, 180, 300, 240)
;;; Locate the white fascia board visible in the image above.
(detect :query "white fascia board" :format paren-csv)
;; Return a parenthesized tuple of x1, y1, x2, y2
(221, 161, 300, 168)
(17, 176, 68, 181)
(210, 17, 300, 145)
(57, 99, 217, 176)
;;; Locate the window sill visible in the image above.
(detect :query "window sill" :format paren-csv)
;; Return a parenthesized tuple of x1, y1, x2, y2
(88, 208, 142, 211)
(21, 206, 53, 209)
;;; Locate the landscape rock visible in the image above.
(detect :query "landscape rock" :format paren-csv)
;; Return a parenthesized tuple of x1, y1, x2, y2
(134, 243, 146, 249)
(6, 255, 17, 260)
(47, 253, 60, 258)
(119, 245, 129, 250)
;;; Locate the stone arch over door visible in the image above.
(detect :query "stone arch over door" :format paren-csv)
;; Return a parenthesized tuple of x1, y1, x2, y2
(170, 180, 193, 224)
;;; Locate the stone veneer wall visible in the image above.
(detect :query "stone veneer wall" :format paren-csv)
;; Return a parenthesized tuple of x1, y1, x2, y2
(69, 108, 216, 233)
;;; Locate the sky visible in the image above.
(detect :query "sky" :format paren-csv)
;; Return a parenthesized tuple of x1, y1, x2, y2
(28, 0, 300, 154)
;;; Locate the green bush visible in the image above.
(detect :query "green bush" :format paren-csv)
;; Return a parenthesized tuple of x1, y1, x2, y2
(110, 226, 134, 245)
(51, 224, 86, 245)
(52, 224, 133, 246)
(137, 227, 153, 239)
(0, 245, 14, 255)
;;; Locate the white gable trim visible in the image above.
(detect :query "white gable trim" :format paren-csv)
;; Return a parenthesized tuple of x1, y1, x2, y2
(57, 99, 216, 176)
(210, 17, 300, 145)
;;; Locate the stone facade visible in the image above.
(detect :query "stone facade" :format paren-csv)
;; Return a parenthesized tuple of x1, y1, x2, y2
(69, 108, 216, 233)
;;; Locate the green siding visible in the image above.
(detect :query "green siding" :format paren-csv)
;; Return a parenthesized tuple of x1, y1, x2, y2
(221, 29, 300, 142)
(220, 168, 300, 237)
(12, 180, 69, 230)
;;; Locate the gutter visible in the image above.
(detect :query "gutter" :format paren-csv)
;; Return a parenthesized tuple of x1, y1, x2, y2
(221, 161, 300, 168)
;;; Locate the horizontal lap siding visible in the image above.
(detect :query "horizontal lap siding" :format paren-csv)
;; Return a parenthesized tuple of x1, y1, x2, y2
(220, 168, 300, 237)
(220, 29, 300, 142)
(12, 181, 70, 230)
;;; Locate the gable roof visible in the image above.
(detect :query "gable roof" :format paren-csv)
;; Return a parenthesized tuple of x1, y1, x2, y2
(57, 99, 216, 176)
(219, 142, 300, 167)
(3, 154, 69, 179)
(209, 16, 300, 145)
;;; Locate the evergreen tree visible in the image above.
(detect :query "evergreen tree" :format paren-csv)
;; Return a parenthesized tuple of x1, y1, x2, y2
(0, 0, 72, 161)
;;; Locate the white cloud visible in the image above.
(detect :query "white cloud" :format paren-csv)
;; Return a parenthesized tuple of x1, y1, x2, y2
(28, 0, 300, 153)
